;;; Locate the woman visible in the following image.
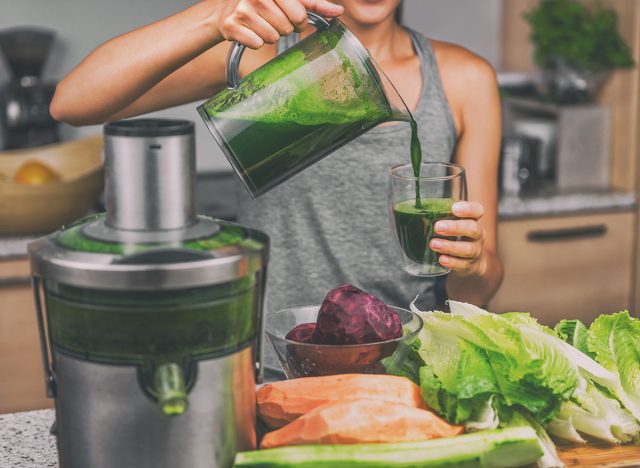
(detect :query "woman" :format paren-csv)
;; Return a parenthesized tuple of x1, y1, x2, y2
(50, 0, 503, 320)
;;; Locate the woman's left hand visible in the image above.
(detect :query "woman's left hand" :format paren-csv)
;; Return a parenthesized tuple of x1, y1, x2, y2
(429, 201, 487, 277)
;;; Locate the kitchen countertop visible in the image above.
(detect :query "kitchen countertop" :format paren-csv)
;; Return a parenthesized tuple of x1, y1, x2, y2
(5, 407, 640, 468)
(0, 235, 40, 260)
(499, 188, 637, 220)
(0, 409, 56, 467)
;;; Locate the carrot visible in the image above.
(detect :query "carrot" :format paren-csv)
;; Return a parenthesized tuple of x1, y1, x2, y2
(260, 399, 464, 449)
(257, 374, 426, 429)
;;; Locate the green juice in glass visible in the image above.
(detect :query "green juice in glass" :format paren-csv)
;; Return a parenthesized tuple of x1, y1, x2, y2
(393, 198, 455, 274)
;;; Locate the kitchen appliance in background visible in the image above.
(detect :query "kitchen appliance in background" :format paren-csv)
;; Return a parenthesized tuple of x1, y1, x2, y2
(29, 119, 269, 468)
(503, 97, 610, 192)
(510, 116, 557, 184)
(499, 136, 541, 196)
(0, 27, 59, 150)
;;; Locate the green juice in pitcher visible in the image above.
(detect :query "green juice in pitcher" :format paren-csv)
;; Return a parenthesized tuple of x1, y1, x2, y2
(220, 116, 386, 195)
(393, 198, 455, 270)
(200, 60, 394, 196)
(197, 17, 416, 197)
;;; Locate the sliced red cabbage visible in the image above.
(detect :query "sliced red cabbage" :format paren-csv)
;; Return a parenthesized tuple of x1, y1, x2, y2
(311, 284, 402, 345)
(285, 323, 316, 343)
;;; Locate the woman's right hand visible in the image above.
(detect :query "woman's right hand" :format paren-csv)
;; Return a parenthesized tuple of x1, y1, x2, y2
(211, 0, 344, 49)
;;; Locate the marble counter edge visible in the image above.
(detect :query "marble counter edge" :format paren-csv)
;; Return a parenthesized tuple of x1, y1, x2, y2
(0, 409, 57, 467)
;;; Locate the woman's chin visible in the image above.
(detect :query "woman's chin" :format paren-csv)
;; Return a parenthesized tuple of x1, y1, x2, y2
(337, 0, 400, 26)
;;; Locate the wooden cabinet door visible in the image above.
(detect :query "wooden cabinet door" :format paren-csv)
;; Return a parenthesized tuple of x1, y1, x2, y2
(490, 212, 635, 326)
(0, 258, 52, 413)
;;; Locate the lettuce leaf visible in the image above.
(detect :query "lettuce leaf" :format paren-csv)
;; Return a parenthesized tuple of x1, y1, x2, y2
(412, 312, 499, 427)
(587, 311, 640, 421)
(389, 301, 640, 453)
(382, 338, 424, 384)
(555, 319, 590, 355)
(549, 381, 639, 444)
(445, 301, 578, 422)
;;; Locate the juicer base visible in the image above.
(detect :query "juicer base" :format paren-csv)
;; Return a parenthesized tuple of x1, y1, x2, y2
(53, 346, 256, 468)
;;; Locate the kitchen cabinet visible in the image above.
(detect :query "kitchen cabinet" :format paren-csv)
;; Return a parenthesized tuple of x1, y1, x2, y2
(500, 0, 640, 312)
(491, 211, 635, 325)
(0, 257, 51, 414)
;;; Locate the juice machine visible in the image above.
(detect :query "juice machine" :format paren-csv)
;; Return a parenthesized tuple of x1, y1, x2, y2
(29, 119, 269, 468)
(0, 27, 59, 149)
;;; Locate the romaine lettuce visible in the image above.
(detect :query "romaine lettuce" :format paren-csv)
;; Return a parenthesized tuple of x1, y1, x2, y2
(555, 319, 590, 355)
(587, 311, 640, 421)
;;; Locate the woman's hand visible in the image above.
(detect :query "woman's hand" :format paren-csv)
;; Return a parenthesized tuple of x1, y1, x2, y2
(212, 0, 344, 49)
(429, 201, 487, 277)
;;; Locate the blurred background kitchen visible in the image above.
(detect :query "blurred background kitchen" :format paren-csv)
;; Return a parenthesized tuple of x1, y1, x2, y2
(1, 0, 639, 413)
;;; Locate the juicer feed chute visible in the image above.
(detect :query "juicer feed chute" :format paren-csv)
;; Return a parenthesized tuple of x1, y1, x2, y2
(29, 118, 269, 468)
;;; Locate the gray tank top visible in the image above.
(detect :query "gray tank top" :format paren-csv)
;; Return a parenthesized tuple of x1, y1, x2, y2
(237, 29, 457, 366)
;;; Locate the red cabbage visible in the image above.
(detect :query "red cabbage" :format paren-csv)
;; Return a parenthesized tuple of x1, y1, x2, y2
(311, 284, 402, 345)
(285, 323, 316, 343)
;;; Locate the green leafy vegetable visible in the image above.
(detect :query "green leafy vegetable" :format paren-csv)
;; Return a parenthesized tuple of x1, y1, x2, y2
(587, 311, 640, 421)
(391, 300, 640, 464)
(382, 338, 424, 384)
(555, 319, 590, 356)
(525, 0, 634, 72)
(445, 301, 578, 422)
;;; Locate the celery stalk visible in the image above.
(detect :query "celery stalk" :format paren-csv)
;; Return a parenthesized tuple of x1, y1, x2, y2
(234, 427, 543, 468)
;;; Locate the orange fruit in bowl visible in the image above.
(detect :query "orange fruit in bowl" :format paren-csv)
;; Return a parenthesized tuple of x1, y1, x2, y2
(13, 161, 60, 185)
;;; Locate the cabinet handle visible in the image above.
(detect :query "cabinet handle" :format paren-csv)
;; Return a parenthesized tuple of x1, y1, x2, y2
(527, 224, 607, 242)
(0, 276, 31, 287)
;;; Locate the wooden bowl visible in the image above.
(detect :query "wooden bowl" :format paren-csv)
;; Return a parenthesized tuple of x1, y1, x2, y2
(0, 136, 104, 235)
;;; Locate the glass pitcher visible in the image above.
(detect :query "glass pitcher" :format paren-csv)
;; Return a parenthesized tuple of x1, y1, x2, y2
(198, 12, 410, 198)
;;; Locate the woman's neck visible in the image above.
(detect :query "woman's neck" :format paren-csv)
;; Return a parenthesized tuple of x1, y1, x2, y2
(338, 15, 406, 62)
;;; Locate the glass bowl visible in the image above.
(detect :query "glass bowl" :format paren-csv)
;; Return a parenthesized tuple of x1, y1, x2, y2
(265, 305, 423, 378)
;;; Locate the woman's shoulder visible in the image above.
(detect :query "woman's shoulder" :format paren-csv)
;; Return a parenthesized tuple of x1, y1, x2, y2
(428, 39, 496, 85)
(425, 39, 499, 134)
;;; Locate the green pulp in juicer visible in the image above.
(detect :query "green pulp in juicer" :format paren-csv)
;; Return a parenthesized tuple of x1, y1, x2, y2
(45, 214, 266, 365)
(45, 278, 261, 365)
(56, 215, 265, 256)
(393, 198, 455, 266)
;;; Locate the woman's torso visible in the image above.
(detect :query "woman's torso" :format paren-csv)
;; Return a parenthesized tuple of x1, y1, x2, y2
(236, 27, 457, 340)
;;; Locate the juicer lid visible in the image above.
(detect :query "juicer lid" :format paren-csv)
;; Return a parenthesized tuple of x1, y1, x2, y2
(29, 118, 269, 290)
(28, 214, 268, 291)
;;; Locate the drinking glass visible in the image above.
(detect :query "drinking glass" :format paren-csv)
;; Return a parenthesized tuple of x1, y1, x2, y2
(389, 162, 467, 276)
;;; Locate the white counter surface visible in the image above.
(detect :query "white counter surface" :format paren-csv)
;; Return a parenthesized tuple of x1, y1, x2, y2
(0, 409, 56, 467)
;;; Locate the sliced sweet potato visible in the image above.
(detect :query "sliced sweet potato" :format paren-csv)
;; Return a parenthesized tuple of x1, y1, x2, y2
(260, 398, 464, 449)
(257, 374, 426, 428)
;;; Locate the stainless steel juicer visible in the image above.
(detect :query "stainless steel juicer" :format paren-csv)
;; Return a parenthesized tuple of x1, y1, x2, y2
(29, 118, 269, 468)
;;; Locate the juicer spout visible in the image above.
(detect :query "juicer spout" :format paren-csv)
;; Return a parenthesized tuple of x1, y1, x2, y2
(154, 362, 189, 416)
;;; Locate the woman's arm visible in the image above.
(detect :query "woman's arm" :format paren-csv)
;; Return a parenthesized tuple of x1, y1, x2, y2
(50, 0, 343, 125)
(429, 44, 504, 306)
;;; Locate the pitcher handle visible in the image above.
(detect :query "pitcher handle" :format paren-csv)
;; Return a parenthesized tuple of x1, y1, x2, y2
(226, 11, 331, 89)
